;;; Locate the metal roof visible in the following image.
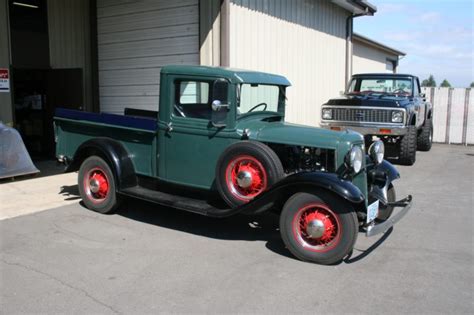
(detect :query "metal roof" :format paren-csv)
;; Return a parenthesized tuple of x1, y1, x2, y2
(353, 33, 406, 57)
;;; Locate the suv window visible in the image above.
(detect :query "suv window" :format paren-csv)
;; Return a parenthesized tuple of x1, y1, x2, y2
(174, 81, 211, 119)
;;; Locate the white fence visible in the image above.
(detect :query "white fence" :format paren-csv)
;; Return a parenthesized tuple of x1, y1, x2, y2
(422, 87, 473, 145)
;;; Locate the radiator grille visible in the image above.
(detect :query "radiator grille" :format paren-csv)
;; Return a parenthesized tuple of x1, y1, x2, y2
(331, 108, 393, 123)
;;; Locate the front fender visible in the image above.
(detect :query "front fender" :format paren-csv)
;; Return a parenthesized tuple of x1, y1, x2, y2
(235, 171, 365, 216)
(67, 137, 137, 189)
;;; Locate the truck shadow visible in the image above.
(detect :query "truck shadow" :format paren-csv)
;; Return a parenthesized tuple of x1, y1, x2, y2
(65, 185, 392, 265)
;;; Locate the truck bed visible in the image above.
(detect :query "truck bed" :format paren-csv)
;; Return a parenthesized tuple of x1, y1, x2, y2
(55, 108, 157, 131)
(54, 108, 158, 176)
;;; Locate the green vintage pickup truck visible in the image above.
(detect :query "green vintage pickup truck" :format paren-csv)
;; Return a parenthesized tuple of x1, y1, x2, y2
(54, 65, 412, 265)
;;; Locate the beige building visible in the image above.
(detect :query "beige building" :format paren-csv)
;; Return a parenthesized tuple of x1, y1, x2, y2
(352, 32, 406, 74)
(1, 0, 409, 157)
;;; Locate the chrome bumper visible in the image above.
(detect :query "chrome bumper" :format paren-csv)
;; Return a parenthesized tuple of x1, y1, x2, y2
(365, 195, 413, 237)
(321, 122, 407, 136)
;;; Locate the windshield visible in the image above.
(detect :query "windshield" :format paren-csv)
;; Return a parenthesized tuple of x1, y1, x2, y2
(237, 84, 285, 116)
(348, 77, 413, 96)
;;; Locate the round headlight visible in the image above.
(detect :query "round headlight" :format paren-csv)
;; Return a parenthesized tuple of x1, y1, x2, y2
(368, 140, 385, 164)
(346, 146, 363, 174)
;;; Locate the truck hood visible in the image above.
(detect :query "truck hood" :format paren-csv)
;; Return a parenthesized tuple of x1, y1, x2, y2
(236, 117, 364, 150)
(325, 95, 412, 108)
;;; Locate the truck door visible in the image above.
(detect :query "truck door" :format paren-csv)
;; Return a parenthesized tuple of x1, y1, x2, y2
(159, 76, 236, 190)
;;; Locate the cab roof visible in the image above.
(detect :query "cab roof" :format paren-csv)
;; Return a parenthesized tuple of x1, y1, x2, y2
(161, 65, 291, 86)
(352, 73, 417, 79)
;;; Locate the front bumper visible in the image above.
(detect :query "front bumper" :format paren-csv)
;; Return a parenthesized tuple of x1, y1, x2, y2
(365, 195, 412, 237)
(321, 122, 407, 136)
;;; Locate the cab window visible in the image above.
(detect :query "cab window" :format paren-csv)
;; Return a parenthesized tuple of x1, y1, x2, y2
(174, 80, 211, 120)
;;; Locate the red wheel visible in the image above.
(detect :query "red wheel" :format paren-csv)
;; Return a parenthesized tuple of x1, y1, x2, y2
(292, 203, 341, 253)
(78, 156, 120, 214)
(216, 141, 284, 208)
(225, 155, 268, 202)
(280, 192, 358, 265)
(83, 167, 110, 203)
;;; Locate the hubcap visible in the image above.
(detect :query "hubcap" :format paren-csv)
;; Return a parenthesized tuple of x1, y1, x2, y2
(236, 171, 253, 188)
(226, 156, 267, 201)
(292, 204, 341, 252)
(84, 168, 109, 201)
(306, 219, 325, 238)
(89, 178, 100, 193)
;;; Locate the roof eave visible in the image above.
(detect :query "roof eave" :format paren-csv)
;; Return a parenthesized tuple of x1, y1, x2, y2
(332, 0, 377, 15)
(353, 33, 407, 57)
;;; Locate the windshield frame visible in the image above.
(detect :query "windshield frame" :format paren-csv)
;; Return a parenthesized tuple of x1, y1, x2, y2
(236, 83, 286, 118)
(347, 76, 414, 97)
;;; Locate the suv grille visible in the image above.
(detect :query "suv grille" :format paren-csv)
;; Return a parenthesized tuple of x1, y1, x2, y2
(331, 108, 392, 123)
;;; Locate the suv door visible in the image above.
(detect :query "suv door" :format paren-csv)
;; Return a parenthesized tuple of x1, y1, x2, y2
(413, 78, 425, 128)
(160, 75, 237, 189)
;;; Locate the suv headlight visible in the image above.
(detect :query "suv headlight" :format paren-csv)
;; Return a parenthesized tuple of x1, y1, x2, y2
(345, 146, 363, 174)
(322, 109, 332, 120)
(368, 140, 384, 164)
(392, 111, 403, 123)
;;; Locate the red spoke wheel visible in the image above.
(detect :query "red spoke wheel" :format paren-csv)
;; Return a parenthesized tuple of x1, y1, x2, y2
(280, 192, 358, 265)
(216, 141, 284, 208)
(78, 156, 120, 214)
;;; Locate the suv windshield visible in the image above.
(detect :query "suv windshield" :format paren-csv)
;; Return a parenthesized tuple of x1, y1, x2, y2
(348, 77, 413, 96)
(237, 84, 285, 116)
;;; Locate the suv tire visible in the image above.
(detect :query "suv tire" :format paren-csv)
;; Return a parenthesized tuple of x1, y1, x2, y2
(399, 126, 417, 165)
(417, 118, 433, 151)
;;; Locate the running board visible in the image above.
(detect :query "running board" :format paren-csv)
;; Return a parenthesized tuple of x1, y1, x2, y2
(119, 186, 233, 217)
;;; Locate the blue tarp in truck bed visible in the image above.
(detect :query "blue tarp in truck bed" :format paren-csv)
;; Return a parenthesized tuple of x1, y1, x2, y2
(54, 108, 157, 131)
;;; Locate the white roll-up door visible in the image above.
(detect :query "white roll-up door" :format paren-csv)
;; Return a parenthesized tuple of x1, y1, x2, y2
(97, 0, 200, 114)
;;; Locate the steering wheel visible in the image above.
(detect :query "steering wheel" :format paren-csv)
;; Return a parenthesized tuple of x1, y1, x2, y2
(392, 89, 407, 94)
(248, 102, 267, 112)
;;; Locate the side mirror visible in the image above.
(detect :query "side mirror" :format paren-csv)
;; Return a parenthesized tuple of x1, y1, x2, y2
(211, 79, 230, 128)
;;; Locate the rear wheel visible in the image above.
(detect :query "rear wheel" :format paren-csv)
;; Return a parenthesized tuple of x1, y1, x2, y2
(78, 156, 120, 214)
(399, 126, 417, 165)
(417, 118, 433, 151)
(216, 141, 284, 208)
(280, 192, 358, 265)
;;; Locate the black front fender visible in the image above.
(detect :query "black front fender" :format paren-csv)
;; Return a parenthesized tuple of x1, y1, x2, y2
(67, 138, 137, 189)
(234, 171, 365, 216)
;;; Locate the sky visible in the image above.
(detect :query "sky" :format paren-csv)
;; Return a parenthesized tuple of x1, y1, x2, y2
(354, 0, 473, 87)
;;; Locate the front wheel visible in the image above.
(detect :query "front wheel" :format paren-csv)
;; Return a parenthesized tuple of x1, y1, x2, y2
(280, 192, 358, 265)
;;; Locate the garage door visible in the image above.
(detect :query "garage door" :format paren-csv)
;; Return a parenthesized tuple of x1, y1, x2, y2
(97, 0, 200, 114)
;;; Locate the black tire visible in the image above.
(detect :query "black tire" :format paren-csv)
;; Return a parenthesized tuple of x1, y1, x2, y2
(78, 156, 120, 214)
(215, 141, 284, 208)
(417, 118, 433, 151)
(399, 126, 417, 165)
(280, 192, 358, 265)
(376, 184, 396, 222)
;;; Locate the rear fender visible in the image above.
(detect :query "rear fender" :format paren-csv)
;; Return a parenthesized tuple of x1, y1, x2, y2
(67, 138, 137, 189)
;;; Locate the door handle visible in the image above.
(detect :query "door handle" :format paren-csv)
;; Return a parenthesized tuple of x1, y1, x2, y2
(166, 122, 173, 133)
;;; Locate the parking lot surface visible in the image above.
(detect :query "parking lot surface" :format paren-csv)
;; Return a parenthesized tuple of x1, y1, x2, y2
(1, 144, 473, 314)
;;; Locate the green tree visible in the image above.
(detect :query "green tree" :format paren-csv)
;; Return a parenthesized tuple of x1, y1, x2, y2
(440, 79, 451, 88)
(421, 75, 436, 87)
(470, 82, 474, 88)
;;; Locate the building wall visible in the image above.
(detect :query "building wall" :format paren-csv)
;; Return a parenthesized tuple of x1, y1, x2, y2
(97, 0, 200, 114)
(0, 0, 13, 126)
(229, 0, 349, 126)
(352, 40, 398, 74)
(48, 0, 92, 110)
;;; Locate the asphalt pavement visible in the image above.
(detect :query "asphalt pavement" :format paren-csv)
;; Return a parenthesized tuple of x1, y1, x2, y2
(1, 144, 473, 314)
